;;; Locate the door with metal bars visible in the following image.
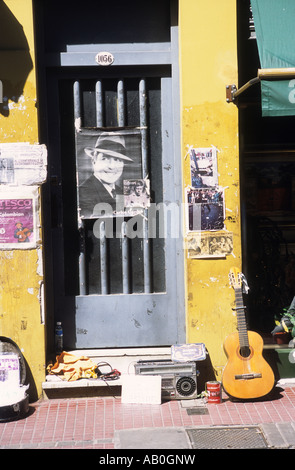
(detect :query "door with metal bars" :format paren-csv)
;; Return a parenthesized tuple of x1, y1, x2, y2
(68, 66, 185, 348)
(74, 78, 155, 297)
(36, 0, 184, 349)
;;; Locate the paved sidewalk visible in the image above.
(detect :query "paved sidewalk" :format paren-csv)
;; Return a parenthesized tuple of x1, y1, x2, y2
(1, 384, 295, 449)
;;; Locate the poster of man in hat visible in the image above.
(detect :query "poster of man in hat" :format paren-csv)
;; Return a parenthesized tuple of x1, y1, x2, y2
(76, 129, 142, 218)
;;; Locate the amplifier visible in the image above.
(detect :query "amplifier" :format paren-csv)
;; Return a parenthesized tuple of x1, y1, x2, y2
(134, 360, 199, 400)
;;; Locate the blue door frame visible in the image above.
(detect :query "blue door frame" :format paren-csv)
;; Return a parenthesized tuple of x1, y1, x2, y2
(41, 1, 185, 348)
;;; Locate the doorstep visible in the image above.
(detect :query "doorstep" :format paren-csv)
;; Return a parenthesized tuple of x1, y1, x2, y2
(42, 347, 171, 399)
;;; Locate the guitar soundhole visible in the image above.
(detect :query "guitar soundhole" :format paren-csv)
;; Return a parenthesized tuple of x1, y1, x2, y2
(240, 346, 251, 358)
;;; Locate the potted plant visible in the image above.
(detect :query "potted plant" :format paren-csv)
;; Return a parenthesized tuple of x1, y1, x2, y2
(272, 302, 295, 344)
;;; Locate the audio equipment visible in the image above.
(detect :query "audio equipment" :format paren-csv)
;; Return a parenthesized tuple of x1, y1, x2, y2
(134, 360, 199, 400)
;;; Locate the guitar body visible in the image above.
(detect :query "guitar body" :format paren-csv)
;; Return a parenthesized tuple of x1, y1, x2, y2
(222, 330, 275, 400)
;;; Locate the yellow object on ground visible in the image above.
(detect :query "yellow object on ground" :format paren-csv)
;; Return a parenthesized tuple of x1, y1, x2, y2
(47, 352, 98, 381)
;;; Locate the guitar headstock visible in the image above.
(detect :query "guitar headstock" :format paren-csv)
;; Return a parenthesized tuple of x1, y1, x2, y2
(229, 267, 249, 293)
(229, 267, 242, 289)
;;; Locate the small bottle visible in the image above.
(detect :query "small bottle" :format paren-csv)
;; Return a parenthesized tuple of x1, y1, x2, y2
(55, 322, 63, 353)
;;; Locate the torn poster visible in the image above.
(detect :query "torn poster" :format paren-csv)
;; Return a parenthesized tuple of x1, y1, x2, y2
(0, 186, 38, 249)
(123, 178, 150, 214)
(186, 187, 225, 231)
(187, 231, 233, 259)
(189, 146, 218, 188)
(0, 143, 47, 186)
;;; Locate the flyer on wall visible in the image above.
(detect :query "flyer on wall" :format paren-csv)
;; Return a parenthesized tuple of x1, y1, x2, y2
(0, 143, 47, 186)
(0, 186, 38, 249)
(189, 146, 218, 188)
(186, 186, 225, 231)
(186, 231, 234, 259)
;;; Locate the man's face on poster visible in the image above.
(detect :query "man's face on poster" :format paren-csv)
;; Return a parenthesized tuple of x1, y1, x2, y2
(92, 152, 124, 184)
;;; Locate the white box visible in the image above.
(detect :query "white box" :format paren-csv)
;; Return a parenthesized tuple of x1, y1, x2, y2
(121, 375, 162, 404)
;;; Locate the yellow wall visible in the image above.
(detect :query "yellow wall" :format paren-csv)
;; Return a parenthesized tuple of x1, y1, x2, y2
(0, 0, 45, 399)
(179, 0, 241, 380)
(0, 0, 241, 395)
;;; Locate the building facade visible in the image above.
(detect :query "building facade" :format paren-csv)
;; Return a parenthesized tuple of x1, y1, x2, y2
(4, 0, 291, 399)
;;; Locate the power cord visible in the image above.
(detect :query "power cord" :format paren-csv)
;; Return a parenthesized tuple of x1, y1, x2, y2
(95, 362, 121, 399)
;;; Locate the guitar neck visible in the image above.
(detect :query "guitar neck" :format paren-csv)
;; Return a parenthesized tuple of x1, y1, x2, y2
(234, 287, 249, 349)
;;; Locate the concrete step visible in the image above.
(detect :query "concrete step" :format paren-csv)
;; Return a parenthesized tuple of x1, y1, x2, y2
(261, 422, 295, 448)
(42, 347, 171, 399)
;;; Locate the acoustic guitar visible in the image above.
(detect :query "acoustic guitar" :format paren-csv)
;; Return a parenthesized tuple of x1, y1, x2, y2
(222, 267, 274, 400)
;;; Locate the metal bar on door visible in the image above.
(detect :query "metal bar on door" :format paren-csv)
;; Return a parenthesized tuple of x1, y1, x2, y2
(121, 221, 130, 294)
(95, 80, 103, 127)
(95, 80, 110, 294)
(74, 80, 87, 295)
(139, 79, 151, 293)
(117, 79, 125, 127)
(99, 221, 109, 294)
(117, 79, 131, 293)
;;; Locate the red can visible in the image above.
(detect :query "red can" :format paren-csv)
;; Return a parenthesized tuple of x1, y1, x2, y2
(206, 381, 222, 403)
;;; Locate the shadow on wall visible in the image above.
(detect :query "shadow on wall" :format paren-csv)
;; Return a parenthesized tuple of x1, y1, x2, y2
(0, 1, 33, 117)
(197, 352, 217, 392)
(0, 3, 36, 399)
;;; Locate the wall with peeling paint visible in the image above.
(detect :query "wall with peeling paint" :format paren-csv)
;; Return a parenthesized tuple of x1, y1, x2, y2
(0, 0, 45, 399)
(0, 0, 242, 394)
(179, 0, 242, 380)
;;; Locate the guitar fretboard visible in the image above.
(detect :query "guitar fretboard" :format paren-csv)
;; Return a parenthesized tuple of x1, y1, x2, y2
(234, 287, 249, 350)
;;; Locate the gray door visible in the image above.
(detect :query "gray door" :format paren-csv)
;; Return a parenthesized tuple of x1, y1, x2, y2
(42, 2, 184, 349)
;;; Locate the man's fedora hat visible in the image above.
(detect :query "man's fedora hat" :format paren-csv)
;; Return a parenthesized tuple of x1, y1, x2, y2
(84, 132, 133, 162)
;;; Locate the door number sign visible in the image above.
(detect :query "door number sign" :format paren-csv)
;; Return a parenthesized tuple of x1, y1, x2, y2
(95, 52, 114, 66)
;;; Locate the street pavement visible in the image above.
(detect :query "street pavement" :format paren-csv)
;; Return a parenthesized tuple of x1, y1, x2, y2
(1, 382, 295, 450)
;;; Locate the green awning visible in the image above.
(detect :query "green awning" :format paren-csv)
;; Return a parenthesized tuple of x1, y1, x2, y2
(251, 0, 295, 116)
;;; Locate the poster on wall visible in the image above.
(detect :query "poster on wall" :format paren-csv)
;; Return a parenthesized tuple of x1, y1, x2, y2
(189, 146, 218, 188)
(123, 178, 150, 214)
(186, 187, 225, 231)
(187, 231, 233, 259)
(0, 143, 47, 186)
(75, 128, 143, 218)
(0, 187, 38, 249)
